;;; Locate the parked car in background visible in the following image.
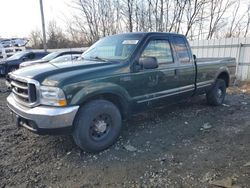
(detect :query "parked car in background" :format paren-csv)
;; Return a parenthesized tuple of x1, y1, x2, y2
(0, 38, 29, 60)
(19, 50, 83, 68)
(0, 44, 6, 59)
(0, 51, 49, 76)
(45, 54, 81, 64)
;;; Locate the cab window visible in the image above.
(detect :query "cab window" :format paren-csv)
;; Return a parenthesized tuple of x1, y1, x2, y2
(140, 40, 173, 64)
(173, 36, 190, 63)
(27, 53, 35, 60)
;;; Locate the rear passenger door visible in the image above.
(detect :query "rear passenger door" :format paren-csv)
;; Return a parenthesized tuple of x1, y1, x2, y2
(171, 36, 196, 96)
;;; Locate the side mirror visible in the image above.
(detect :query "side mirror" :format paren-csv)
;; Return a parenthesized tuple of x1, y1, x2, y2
(139, 57, 158, 69)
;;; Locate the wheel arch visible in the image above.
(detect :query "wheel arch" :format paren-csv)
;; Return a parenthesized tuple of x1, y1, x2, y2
(217, 71, 230, 87)
(79, 92, 130, 120)
(68, 82, 132, 120)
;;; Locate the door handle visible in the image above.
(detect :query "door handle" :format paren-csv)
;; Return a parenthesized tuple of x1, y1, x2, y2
(175, 69, 178, 76)
(174, 69, 179, 79)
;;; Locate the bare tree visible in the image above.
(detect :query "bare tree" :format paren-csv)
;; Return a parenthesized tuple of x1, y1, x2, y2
(124, 0, 134, 32)
(207, 0, 236, 39)
(226, 0, 240, 37)
(185, 0, 208, 37)
(46, 21, 69, 48)
(168, 0, 188, 33)
(158, 0, 164, 31)
(77, 0, 100, 42)
(244, 3, 250, 37)
(28, 29, 43, 49)
(68, 0, 250, 45)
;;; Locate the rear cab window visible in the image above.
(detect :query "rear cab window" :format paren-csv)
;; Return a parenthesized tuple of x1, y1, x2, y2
(172, 36, 191, 64)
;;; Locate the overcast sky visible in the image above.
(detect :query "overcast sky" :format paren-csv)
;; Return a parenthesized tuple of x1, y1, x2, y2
(0, 0, 73, 38)
(1, 0, 249, 39)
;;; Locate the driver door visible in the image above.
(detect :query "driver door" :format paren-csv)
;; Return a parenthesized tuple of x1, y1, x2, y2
(128, 36, 179, 106)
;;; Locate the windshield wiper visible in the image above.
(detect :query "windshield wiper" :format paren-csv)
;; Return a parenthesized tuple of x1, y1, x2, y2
(89, 56, 109, 62)
(84, 56, 119, 64)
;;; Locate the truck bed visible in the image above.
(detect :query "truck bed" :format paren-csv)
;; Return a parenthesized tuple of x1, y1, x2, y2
(196, 57, 235, 63)
(195, 57, 236, 86)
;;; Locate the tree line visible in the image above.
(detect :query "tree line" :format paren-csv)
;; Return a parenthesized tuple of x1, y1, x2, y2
(29, 0, 250, 49)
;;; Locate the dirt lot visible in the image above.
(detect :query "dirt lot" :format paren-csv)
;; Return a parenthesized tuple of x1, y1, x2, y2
(0, 78, 250, 188)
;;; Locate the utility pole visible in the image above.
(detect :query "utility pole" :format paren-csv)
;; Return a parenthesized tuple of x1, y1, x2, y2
(39, 0, 47, 52)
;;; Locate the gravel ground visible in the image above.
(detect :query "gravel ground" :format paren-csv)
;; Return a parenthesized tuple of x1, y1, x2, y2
(0, 78, 250, 188)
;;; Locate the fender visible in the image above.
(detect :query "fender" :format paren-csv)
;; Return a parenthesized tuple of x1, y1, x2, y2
(69, 82, 132, 106)
(215, 66, 230, 79)
(213, 66, 230, 85)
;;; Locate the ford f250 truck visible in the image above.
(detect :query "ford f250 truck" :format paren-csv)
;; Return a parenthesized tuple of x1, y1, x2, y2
(6, 32, 236, 153)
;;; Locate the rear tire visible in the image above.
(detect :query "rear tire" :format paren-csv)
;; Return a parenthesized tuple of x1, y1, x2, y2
(206, 79, 226, 106)
(73, 99, 122, 153)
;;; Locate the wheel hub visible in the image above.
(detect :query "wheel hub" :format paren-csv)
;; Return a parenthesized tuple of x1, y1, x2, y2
(90, 113, 112, 140)
(217, 88, 223, 98)
(94, 120, 107, 133)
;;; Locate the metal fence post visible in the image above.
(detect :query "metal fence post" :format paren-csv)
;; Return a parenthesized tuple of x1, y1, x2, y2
(236, 43, 243, 80)
(39, 0, 47, 52)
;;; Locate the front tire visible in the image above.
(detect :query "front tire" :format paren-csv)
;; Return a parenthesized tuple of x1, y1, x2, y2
(73, 99, 122, 153)
(206, 79, 226, 106)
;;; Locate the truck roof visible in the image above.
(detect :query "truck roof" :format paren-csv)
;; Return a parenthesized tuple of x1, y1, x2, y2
(113, 32, 185, 38)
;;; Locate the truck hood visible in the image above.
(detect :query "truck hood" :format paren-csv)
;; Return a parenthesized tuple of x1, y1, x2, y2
(12, 60, 124, 86)
(20, 59, 48, 67)
(0, 59, 19, 65)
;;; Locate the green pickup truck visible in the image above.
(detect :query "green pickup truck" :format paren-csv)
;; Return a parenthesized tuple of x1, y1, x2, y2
(7, 32, 236, 152)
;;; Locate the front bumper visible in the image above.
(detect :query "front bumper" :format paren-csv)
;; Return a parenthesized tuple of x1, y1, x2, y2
(7, 93, 79, 135)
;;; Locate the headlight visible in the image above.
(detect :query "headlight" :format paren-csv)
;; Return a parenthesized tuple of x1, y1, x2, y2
(40, 86, 67, 106)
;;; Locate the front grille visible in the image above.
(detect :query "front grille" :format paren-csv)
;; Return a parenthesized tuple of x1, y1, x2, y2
(9, 75, 39, 106)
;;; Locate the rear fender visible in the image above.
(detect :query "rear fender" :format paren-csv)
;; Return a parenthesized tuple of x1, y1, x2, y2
(215, 66, 230, 78)
(214, 66, 230, 86)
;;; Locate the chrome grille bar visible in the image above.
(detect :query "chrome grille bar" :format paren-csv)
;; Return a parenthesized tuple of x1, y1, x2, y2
(11, 81, 28, 90)
(12, 88, 29, 99)
(9, 73, 40, 107)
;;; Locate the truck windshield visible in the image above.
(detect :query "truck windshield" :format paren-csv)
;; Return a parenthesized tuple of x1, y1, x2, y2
(42, 52, 61, 61)
(82, 34, 143, 62)
(7, 51, 29, 60)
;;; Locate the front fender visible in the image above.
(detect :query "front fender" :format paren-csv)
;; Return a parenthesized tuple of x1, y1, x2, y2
(67, 82, 132, 106)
